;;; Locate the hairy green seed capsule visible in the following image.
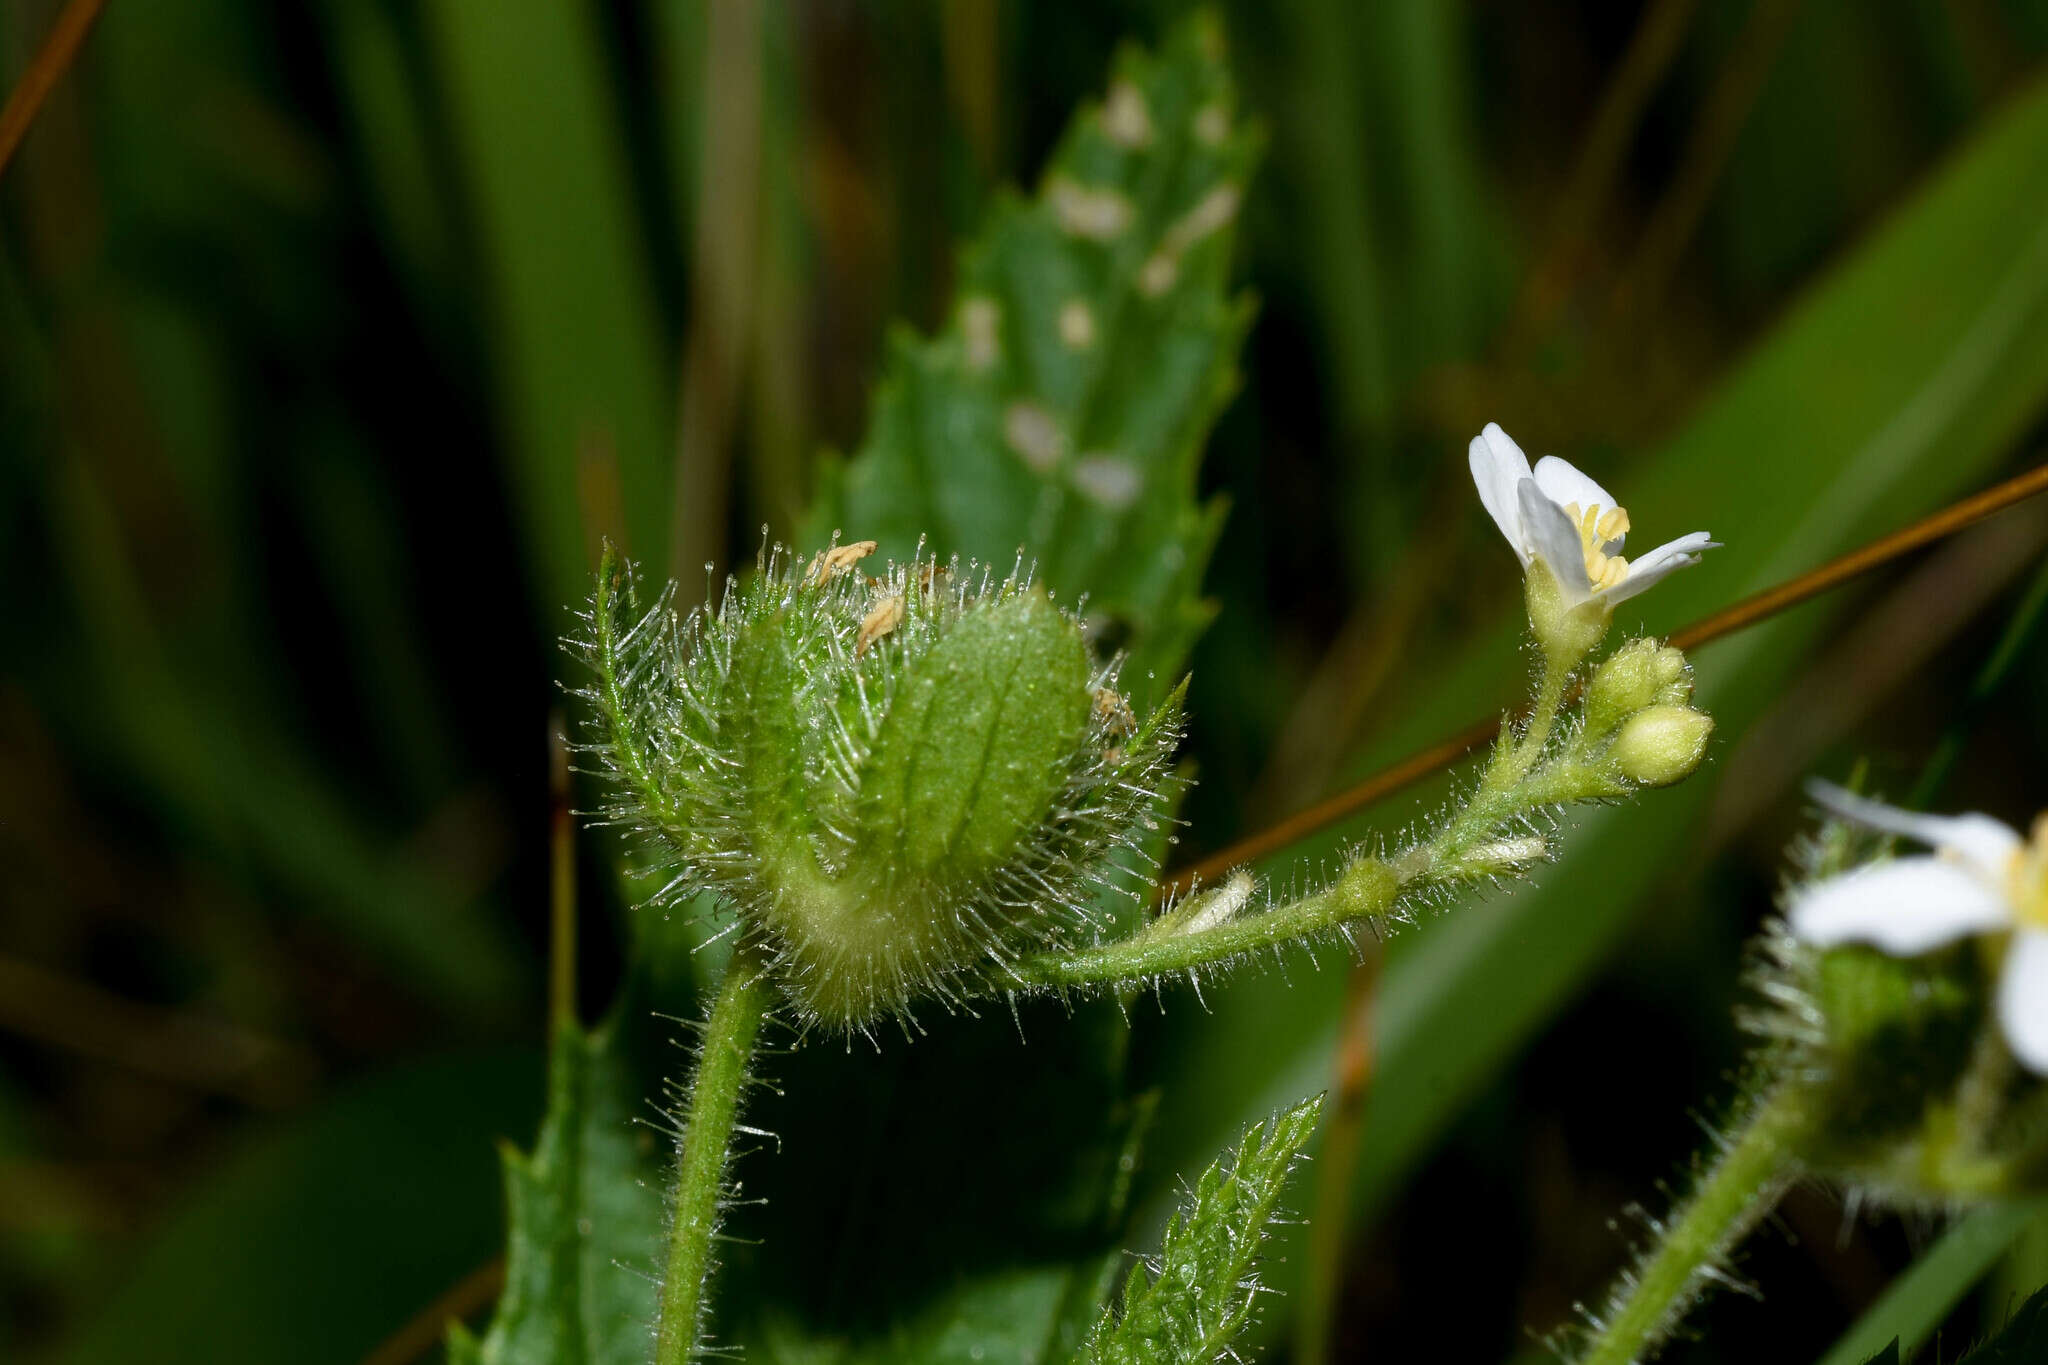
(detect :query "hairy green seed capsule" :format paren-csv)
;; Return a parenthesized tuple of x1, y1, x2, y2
(574, 541, 1183, 1033)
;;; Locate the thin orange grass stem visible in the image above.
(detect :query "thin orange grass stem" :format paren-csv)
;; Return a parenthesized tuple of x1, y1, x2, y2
(1159, 459, 2048, 900)
(0, 0, 107, 180)
(549, 712, 577, 1031)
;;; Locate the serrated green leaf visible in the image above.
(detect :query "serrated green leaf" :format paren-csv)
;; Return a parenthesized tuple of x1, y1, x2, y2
(808, 10, 1257, 696)
(1086, 1094, 1323, 1365)
(1815, 1200, 2048, 1365)
(449, 1020, 666, 1365)
(1958, 1280, 2048, 1362)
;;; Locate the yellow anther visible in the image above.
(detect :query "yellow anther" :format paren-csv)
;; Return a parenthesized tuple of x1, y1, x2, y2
(2012, 813, 2048, 928)
(1562, 501, 1633, 592)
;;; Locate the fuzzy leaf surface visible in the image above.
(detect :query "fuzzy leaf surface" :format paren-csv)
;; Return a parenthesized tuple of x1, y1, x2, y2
(807, 11, 1258, 697)
(1086, 1094, 1323, 1364)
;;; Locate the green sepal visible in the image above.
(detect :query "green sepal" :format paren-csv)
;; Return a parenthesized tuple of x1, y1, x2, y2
(855, 588, 1091, 882)
(1801, 942, 1989, 1186)
(733, 608, 831, 864)
(1522, 561, 1610, 668)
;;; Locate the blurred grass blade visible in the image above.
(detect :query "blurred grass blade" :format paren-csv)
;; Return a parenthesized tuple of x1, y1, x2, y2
(47, 448, 522, 1010)
(424, 0, 672, 617)
(1815, 1200, 2048, 1365)
(667, 0, 760, 591)
(53, 1051, 541, 1365)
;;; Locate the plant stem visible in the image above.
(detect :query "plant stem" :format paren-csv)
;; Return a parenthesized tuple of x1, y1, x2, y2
(1495, 647, 1575, 788)
(1578, 1083, 1810, 1365)
(1018, 675, 1604, 995)
(653, 947, 773, 1365)
(1016, 861, 1400, 990)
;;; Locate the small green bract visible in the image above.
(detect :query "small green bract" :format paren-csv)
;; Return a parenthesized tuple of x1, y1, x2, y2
(574, 540, 1183, 1035)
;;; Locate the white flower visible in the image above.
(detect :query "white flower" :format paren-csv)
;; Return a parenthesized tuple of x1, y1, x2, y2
(1789, 780, 2048, 1074)
(1468, 422, 1717, 608)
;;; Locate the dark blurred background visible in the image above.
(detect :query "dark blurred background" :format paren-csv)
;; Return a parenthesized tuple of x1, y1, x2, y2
(7, 1, 2048, 1362)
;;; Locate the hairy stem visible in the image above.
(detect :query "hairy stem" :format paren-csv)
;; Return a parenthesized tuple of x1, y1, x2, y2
(1016, 860, 1399, 990)
(1500, 648, 1576, 787)
(1578, 1083, 1810, 1365)
(1016, 686, 1601, 994)
(654, 947, 773, 1365)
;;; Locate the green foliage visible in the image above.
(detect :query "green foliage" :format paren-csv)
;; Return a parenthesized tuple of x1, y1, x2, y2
(1957, 1281, 2048, 1362)
(447, 1023, 663, 1365)
(575, 545, 1182, 1031)
(1817, 1202, 2048, 1365)
(1086, 1095, 1323, 1364)
(808, 10, 1259, 696)
(1154, 69, 2048, 1342)
(51, 1053, 539, 1365)
(423, 0, 672, 619)
(1801, 942, 1987, 1179)
(24, 4, 2048, 1364)
(1842, 1267, 2048, 1365)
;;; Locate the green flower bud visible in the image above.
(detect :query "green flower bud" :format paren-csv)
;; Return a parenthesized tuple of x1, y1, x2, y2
(1609, 704, 1712, 787)
(578, 541, 1183, 1032)
(1523, 562, 1611, 667)
(1655, 671, 1695, 707)
(1584, 639, 1690, 737)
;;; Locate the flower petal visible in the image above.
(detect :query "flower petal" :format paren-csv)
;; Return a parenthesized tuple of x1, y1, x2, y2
(1597, 531, 1719, 606)
(1516, 477, 1593, 603)
(1998, 929, 2048, 1075)
(1531, 455, 1620, 524)
(1787, 855, 2014, 955)
(1469, 424, 1534, 565)
(1805, 779, 2022, 884)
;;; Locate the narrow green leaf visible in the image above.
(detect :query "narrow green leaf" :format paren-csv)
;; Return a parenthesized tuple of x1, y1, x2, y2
(424, 0, 673, 618)
(1086, 1094, 1323, 1365)
(808, 9, 1258, 695)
